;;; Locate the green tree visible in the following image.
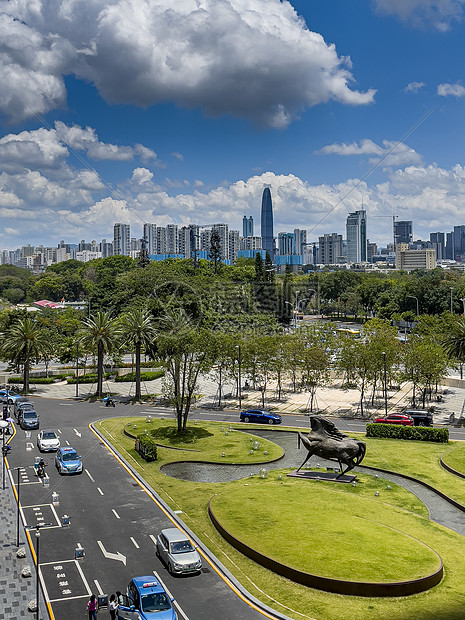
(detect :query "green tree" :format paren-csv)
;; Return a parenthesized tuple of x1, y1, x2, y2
(119, 308, 156, 400)
(254, 252, 266, 281)
(80, 312, 119, 397)
(209, 229, 222, 274)
(1, 317, 49, 392)
(155, 309, 216, 432)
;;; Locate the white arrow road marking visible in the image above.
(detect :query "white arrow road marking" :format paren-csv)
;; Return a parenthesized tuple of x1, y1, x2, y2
(97, 541, 126, 565)
(73, 429, 81, 437)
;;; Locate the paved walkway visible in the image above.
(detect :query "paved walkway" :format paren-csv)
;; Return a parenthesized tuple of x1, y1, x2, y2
(0, 467, 47, 619)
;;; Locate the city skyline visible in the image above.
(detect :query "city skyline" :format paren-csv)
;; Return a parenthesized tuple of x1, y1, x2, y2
(1, 1, 465, 250)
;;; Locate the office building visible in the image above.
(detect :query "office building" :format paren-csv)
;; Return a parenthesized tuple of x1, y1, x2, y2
(395, 244, 436, 271)
(318, 233, 343, 265)
(430, 232, 445, 261)
(454, 226, 465, 261)
(394, 220, 413, 246)
(113, 223, 130, 256)
(261, 187, 274, 257)
(346, 209, 367, 263)
(242, 216, 254, 238)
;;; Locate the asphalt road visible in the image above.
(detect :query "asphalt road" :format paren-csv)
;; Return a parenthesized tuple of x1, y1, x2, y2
(6, 398, 464, 620)
(7, 398, 284, 620)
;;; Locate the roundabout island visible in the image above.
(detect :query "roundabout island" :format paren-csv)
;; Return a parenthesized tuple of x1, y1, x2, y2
(96, 415, 465, 620)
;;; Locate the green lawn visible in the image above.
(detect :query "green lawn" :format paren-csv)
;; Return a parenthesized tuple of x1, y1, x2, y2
(96, 417, 465, 620)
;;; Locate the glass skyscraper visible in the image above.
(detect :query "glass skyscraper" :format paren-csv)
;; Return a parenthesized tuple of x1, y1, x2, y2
(346, 209, 367, 263)
(261, 187, 274, 256)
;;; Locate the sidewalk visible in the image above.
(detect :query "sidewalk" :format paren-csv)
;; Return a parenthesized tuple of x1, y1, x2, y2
(0, 468, 47, 619)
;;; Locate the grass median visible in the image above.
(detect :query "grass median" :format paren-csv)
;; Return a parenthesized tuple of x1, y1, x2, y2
(95, 417, 465, 620)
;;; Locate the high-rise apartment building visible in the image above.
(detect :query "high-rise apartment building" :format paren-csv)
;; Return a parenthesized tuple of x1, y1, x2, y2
(394, 220, 413, 247)
(166, 224, 179, 254)
(293, 229, 307, 255)
(240, 236, 262, 251)
(318, 233, 343, 265)
(100, 239, 113, 258)
(113, 223, 130, 256)
(278, 232, 294, 255)
(156, 227, 166, 254)
(212, 224, 229, 260)
(346, 209, 367, 263)
(261, 187, 274, 257)
(143, 224, 157, 255)
(229, 230, 240, 263)
(242, 216, 253, 238)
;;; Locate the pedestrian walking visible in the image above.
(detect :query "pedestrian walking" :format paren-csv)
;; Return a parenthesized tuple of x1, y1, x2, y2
(109, 593, 118, 619)
(86, 594, 98, 619)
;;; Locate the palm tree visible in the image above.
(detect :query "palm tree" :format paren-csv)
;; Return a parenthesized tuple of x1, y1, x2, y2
(80, 312, 119, 397)
(2, 317, 49, 393)
(120, 308, 156, 400)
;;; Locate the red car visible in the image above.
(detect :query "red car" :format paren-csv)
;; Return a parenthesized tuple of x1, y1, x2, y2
(373, 414, 414, 426)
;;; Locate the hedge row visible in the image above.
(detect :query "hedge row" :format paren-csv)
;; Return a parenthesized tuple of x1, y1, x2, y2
(366, 423, 449, 443)
(115, 370, 164, 383)
(66, 373, 111, 384)
(8, 376, 58, 384)
(135, 434, 158, 461)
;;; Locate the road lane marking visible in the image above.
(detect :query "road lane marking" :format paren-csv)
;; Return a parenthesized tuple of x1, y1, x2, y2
(97, 487, 104, 496)
(112, 509, 120, 519)
(59, 403, 73, 406)
(130, 537, 139, 548)
(97, 540, 126, 565)
(85, 469, 95, 482)
(94, 580, 104, 595)
(73, 429, 82, 437)
(149, 534, 157, 547)
(153, 571, 189, 620)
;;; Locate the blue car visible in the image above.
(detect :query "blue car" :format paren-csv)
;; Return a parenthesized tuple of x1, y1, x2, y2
(240, 409, 282, 424)
(117, 576, 177, 620)
(55, 447, 83, 475)
(0, 389, 23, 405)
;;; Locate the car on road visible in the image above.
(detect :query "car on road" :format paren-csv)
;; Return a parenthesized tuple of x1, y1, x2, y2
(18, 408, 39, 430)
(14, 401, 36, 421)
(373, 413, 414, 426)
(117, 576, 177, 619)
(403, 410, 433, 427)
(156, 528, 202, 576)
(37, 430, 60, 452)
(0, 389, 23, 405)
(55, 447, 83, 474)
(239, 409, 282, 425)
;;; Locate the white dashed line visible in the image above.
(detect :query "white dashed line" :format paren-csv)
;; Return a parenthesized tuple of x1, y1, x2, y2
(112, 509, 120, 519)
(97, 487, 104, 496)
(130, 537, 139, 549)
(84, 469, 95, 482)
(94, 579, 104, 595)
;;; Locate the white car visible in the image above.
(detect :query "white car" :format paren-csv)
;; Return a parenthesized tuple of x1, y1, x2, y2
(37, 430, 60, 452)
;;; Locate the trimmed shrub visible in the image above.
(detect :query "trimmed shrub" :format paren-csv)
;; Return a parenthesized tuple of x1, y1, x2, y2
(8, 376, 55, 384)
(366, 423, 449, 443)
(115, 370, 164, 383)
(135, 434, 157, 461)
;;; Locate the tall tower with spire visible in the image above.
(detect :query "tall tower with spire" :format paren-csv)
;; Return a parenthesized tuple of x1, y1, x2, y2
(261, 187, 274, 257)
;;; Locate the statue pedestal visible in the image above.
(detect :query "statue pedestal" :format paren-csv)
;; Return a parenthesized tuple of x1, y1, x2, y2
(287, 470, 357, 484)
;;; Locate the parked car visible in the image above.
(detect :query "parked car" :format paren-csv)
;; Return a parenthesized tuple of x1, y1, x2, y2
(403, 410, 433, 427)
(239, 409, 282, 424)
(373, 413, 414, 426)
(14, 401, 36, 421)
(18, 408, 39, 430)
(0, 389, 23, 405)
(156, 528, 202, 576)
(37, 430, 60, 452)
(117, 576, 177, 619)
(55, 447, 83, 474)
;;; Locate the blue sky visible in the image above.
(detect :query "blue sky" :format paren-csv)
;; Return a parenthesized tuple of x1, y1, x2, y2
(1, 0, 465, 250)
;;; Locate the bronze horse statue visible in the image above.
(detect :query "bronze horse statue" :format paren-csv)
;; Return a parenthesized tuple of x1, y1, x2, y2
(298, 416, 366, 479)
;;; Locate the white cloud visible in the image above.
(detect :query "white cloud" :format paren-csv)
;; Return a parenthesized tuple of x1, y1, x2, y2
(404, 81, 425, 93)
(131, 167, 154, 185)
(316, 139, 422, 167)
(171, 152, 184, 161)
(0, 0, 375, 127)
(373, 0, 464, 31)
(438, 83, 465, 97)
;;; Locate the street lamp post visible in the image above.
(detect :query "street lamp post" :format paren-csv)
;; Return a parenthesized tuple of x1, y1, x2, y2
(236, 345, 242, 410)
(450, 287, 454, 313)
(408, 295, 419, 316)
(382, 351, 388, 417)
(35, 526, 40, 620)
(296, 297, 310, 328)
(0, 419, 8, 490)
(14, 467, 21, 547)
(307, 288, 320, 317)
